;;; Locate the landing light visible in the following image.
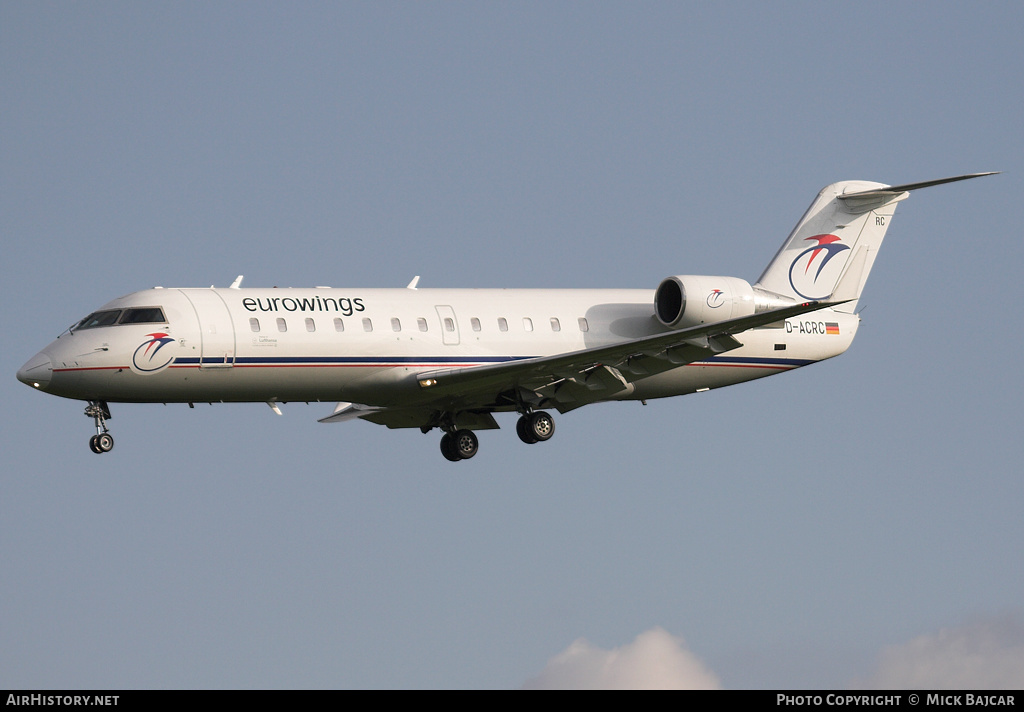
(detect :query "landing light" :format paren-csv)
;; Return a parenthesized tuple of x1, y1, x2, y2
(419, 378, 438, 388)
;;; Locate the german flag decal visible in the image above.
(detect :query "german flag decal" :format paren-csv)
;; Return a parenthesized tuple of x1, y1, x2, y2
(825, 322, 840, 335)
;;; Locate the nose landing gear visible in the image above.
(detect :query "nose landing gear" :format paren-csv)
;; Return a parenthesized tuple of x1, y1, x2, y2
(85, 401, 114, 454)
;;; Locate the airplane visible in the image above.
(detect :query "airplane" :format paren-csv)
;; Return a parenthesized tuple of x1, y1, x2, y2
(17, 173, 995, 461)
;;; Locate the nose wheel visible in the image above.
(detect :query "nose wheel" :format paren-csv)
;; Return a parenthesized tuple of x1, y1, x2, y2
(85, 401, 114, 454)
(89, 432, 114, 453)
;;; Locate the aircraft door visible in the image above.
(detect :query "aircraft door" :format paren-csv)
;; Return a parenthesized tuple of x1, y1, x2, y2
(180, 289, 236, 367)
(435, 305, 460, 345)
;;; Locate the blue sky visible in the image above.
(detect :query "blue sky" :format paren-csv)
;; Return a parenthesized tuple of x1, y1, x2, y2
(2, 2, 1022, 689)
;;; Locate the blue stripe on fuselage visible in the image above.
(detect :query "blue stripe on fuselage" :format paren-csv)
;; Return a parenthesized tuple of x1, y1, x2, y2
(170, 354, 814, 368)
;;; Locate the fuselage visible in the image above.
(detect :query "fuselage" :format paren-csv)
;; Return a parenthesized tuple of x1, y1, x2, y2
(18, 285, 858, 409)
(16, 174, 993, 460)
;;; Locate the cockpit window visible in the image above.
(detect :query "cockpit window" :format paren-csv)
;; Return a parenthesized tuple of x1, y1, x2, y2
(119, 307, 166, 324)
(74, 307, 166, 331)
(77, 310, 122, 330)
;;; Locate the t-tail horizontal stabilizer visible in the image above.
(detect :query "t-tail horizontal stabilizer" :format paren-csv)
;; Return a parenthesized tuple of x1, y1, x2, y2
(839, 172, 999, 201)
(756, 172, 998, 310)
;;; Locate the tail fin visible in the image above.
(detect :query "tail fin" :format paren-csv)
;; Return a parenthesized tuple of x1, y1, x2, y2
(754, 173, 996, 313)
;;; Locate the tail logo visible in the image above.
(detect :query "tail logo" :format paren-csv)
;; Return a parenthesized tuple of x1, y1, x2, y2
(132, 332, 176, 373)
(788, 234, 851, 300)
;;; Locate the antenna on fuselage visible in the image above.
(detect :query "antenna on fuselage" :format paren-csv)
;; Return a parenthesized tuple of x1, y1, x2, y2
(229, 275, 244, 289)
(406, 276, 420, 290)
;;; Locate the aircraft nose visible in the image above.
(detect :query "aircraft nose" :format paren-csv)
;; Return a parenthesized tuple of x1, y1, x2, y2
(17, 352, 53, 391)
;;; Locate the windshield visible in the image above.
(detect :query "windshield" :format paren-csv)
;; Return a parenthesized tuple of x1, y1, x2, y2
(73, 307, 167, 332)
(76, 310, 122, 330)
(120, 307, 166, 324)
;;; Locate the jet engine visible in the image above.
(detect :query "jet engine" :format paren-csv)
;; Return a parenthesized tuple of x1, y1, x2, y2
(654, 275, 756, 328)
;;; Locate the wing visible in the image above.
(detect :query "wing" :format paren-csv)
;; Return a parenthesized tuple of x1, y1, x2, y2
(320, 299, 841, 429)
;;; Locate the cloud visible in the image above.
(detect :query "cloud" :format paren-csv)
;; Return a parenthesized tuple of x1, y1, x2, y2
(523, 627, 722, 690)
(853, 618, 1024, 690)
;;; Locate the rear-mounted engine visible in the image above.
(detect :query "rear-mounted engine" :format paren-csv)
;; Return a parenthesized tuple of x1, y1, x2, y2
(654, 275, 756, 328)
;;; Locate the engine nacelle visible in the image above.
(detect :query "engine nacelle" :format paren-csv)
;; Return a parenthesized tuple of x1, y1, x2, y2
(654, 275, 756, 328)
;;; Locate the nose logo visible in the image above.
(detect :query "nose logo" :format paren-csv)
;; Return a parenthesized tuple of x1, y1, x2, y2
(132, 332, 176, 372)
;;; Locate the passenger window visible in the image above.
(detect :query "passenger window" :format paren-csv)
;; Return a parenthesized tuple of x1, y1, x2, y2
(523, 317, 533, 332)
(120, 307, 166, 324)
(334, 318, 345, 332)
(391, 318, 402, 332)
(417, 318, 428, 332)
(550, 317, 561, 332)
(362, 318, 373, 332)
(471, 318, 481, 332)
(578, 317, 589, 332)
(249, 318, 260, 332)
(277, 318, 287, 333)
(305, 318, 316, 333)
(444, 317, 455, 332)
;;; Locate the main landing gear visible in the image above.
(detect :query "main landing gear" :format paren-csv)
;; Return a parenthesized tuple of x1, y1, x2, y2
(85, 400, 114, 454)
(436, 410, 556, 462)
(516, 410, 555, 444)
(440, 429, 479, 461)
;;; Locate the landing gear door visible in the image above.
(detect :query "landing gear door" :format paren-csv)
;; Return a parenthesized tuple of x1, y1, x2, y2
(435, 305, 460, 346)
(180, 289, 236, 368)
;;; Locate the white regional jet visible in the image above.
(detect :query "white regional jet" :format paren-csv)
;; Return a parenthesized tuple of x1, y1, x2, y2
(18, 174, 994, 461)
